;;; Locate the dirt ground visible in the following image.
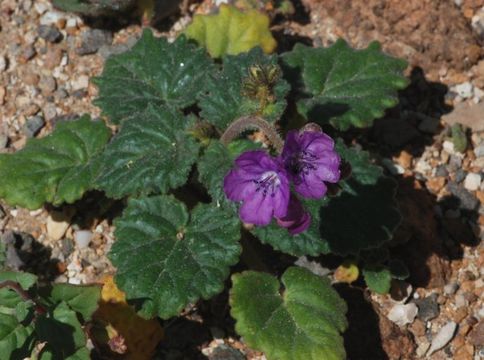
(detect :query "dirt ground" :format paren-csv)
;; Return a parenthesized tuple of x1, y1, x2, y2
(0, 0, 483, 359)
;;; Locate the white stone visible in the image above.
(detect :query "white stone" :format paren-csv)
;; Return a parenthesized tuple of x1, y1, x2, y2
(47, 213, 70, 241)
(294, 256, 331, 277)
(74, 230, 92, 249)
(415, 159, 431, 174)
(387, 303, 418, 326)
(382, 158, 405, 175)
(464, 172, 482, 191)
(40, 11, 65, 26)
(415, 341, 430, 358)
(34, 2, 48, 15)
(474, 87, 484, 101)
(427, 321, 457, 356)
(443, 140, 455, 154)
(66, 18, 77, 28)
(71, 75, 89, 91)
(455, 294, 467, 308)
(454, 82, 474, 99)
(471, 8, 484, 39)
(474, 143, 484, 158)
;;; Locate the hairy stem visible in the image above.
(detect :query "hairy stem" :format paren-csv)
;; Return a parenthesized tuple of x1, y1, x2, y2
(220, 116, 284, 153)
(0, 280, 46, 315)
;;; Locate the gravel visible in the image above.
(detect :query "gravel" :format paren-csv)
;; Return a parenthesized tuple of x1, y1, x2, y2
(76, 29, 113, 55)
(414, 294, 440, 322)
(447, 182, 479, 210)
(464, 172, 482, 191)
(38, 25, 63, 43)
(23, 116, 45, 138)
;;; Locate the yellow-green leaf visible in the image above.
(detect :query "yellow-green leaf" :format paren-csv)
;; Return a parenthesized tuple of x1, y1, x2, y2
(184, 4, 276, 58)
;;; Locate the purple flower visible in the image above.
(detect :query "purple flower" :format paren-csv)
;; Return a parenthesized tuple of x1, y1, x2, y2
(224, 150, 290, 226)
(276, 194, 311, 235)
(282, 129, 341, 199)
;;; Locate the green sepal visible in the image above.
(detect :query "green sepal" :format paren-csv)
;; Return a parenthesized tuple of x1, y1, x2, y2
(199, 47, 289, 130)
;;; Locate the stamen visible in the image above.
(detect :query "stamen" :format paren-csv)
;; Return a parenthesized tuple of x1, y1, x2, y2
(254, 171, 281, 197)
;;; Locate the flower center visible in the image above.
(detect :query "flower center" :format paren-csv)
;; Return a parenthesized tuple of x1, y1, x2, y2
(290, 150, 317, 177)
(253, 171, 281, 197)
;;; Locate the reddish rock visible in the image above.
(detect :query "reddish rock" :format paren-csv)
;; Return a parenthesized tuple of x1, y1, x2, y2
(469, 321, 484, 346)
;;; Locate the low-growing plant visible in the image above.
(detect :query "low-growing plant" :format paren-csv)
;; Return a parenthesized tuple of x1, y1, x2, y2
(0, 5, 411, 358)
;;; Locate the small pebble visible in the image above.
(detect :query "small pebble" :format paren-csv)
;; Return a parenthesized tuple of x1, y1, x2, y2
(447, 182, 479, 210)
(40, 11, 64, 26)
(23, 116, 45, 138)
(455, 294, 467, 308)
(47, 211, 71, 241)
(427, 321, 457, 355)
(435, 165, 448, 177)
(71, 75, 89, 91)
(77, 29, 113, 55)
(444, 282, 459, 295)
(0, 55, 7, 72)
(38, 25, 63, 43)
(387, 303, 418, 326)
(74, 230, 93, 249)
(39, 75, 57, 96)
(21, 45, 36, 62)
(415, 294, 440, 322)
(454, 169, 467, 183)
(464, 173, 482, 191)
(0, 134, 8, 149)
(443, 140, 455, 154)
(474, 143, 484, 158)
(454, 82, 474, 98)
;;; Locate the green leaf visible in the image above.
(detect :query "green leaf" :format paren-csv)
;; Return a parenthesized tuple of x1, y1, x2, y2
(197, 141, 235, 210)
(48, 284, 101, 321)
(0, 117, 111, 209)
(0, 313, 33, 359)
(230, 267, 347, 360)
(282, 40, 408, 130)
(0, 271, 37, 290)
(36, 302, 88, 359)
(199, 47, 289, 130)
(95, 105, 200, 198)
(319, 177, 401, 256)
(109, 195, 241, 319)
(94, 29, 215, 125)
(252, 142, 401, 256)
(184, 4, 276, 58)
(363, 266, 392, 294)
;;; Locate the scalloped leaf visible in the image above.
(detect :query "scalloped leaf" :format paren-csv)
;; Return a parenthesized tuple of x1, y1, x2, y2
(0, 116, 110, 210)
(95, 105, 200, 198)
(109, 195, 241, 319)
(252, 143, 401, 256)
(185, 4, 276, 58)
(230, 267, 347, 360)
(199, 47, 289, 130)
(46, 284, 101, 321)
(94, 29, 215, 125)
(282, 40, 408, 130)
(362, 266, 392, 294)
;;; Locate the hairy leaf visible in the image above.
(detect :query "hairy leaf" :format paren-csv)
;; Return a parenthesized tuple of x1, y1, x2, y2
(230, 267, 347, 360)
(0, 117, 110, 209)
(185, 4, 276, 58)
(110, 195, 241, 319)
(199, 47, 289, 130)
(95, 105, 200, 198)
(362, 266, 392, 294)
(253, 143, 401, 256)
(94, 29, 214, 124)
(282, 40, 408, 130)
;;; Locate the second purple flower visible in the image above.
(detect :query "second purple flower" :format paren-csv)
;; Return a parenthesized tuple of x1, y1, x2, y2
(281, 129, 341, 199)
